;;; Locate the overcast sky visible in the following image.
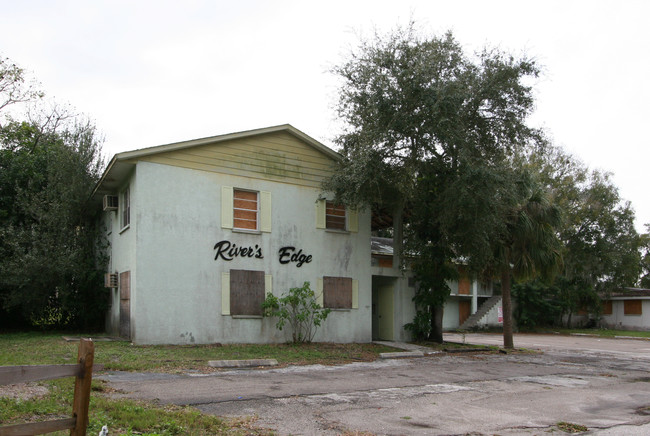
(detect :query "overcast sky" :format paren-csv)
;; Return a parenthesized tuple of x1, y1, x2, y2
(1, 0, 648, 231)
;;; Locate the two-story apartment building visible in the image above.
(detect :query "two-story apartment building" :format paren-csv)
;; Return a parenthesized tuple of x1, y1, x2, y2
(93, 125, 492, 344)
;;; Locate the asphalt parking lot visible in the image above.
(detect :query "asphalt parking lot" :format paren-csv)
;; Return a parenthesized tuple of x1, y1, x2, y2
(102, 333, 650, 435)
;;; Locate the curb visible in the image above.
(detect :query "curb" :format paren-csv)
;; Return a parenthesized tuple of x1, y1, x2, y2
(208, 359, 279, 368)
(570, 333, 650, 341)
(379, 351, 425, 359)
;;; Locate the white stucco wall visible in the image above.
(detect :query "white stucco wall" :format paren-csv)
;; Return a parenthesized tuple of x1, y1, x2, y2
(443, 299, 460, 330)
(104, 169, 137, 337)
(600, 299, 650, 331)
(113, 162, 372, 344)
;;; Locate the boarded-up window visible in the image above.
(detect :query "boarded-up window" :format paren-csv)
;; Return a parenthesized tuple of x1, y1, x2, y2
(458, 267, 470, 295)
(459, 300, 471, 325)
(323, 276, 352, 309)
(326, 201, 346, 230)
(233, 189, 258, 230)
(230, 269, 264, 316)
(624, 299, 642, 315)
(602, 300, 613, 315)
(378, 257, 393, 268)
(577, 307, 588, 316)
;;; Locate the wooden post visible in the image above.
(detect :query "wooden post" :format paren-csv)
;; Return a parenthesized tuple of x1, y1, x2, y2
(70, 338, 94, 436)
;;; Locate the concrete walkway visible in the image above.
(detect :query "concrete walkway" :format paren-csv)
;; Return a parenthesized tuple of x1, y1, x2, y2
(373, 340, 440, 358)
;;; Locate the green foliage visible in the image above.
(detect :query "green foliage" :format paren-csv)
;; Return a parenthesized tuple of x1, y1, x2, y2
(262, 282, 331, 343)
(525, 144, 642, 292)
(325, 24, 547, 344)
(640, 226, 650, 288)
(554, 276, 602, 327)
(0, 55, 107, 330)
(512, 281, 562, 329)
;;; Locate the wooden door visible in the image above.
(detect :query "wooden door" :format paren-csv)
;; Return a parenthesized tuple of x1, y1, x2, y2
(119, 271, 131, 340)
(459, 300, 471, 326)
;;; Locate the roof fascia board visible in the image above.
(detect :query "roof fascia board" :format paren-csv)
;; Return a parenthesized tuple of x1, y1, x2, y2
(115, 124, 341, 162)
(91, 154, 119, 198)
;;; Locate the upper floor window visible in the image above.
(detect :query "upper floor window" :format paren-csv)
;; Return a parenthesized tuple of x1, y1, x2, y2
(234, 189, 258, 231)
(326, 202, 346, 230)
(221, 186, 271, 233)
(316, 198, 358, 232)
(121, 187, 130, 229)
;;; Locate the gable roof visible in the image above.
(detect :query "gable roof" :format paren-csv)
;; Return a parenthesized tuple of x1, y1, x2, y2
(92, 124, 340, 201)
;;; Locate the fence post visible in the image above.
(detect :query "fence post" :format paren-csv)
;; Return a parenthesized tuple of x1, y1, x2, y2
(70, 338, 94, 436)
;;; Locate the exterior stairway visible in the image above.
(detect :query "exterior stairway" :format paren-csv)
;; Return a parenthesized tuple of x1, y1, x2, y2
(459, 295, 502, 330)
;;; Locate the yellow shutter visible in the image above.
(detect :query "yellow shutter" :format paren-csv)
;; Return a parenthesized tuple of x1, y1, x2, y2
(316, 199, 326, 229)
(316, 278, 324, 306)
(352, 279, 359, 309)
(221, 186, 233, 229)
(348, 208, 359, 233)
(261, 191, 272, 233)
(265, 274, 272, 296)
(221, 272, 230, 315)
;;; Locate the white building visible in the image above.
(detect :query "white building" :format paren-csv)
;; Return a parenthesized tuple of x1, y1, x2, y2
(93, 125, 492, 344)
(599, 288, 650, 331)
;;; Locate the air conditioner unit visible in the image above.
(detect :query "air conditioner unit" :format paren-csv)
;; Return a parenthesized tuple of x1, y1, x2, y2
(103, 195, 119, 211)
(104, 273, 118, 288)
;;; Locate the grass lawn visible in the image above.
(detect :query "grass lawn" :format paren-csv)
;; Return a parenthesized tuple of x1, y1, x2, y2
(0, 332, 399, 435)
(0, 332, 397, 372)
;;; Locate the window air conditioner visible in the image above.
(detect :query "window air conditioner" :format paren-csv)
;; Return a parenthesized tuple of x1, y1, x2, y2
(103, 195, 119, 211)
(104, 273, 118, 288)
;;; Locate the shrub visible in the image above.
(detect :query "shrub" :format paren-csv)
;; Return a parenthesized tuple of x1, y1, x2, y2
(262, 282, 331, 343)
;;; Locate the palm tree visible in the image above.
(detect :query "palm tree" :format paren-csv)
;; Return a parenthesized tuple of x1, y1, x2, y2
(496, 177, 563, 349)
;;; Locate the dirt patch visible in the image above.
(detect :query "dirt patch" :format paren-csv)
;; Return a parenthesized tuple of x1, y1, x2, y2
(0, 382, 49, 400)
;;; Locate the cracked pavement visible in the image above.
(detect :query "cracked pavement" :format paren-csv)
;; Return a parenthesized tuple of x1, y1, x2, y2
(100, 334, 650, 435)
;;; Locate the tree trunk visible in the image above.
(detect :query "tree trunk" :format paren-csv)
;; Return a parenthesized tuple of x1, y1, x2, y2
(429, 305, 444, 344)
(501, 268, 514, 349)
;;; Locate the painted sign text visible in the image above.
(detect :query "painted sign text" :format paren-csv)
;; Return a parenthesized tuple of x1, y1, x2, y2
(278, 246, 312, 267)
(214, 240, 263, 261)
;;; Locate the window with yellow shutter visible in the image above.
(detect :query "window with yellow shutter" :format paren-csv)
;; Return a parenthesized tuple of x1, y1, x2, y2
(233, 189, 258, 230)
(326, 201, 346, 230)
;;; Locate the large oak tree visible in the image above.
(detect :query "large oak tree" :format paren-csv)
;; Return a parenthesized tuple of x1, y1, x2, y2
(324, 25, 556, 345)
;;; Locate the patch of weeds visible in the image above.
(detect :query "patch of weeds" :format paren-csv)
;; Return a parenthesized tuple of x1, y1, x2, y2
(634, 377, 650, 383)
(635, 405, 650, 416)
(0, 379, 272, 435)
(400, 416, 412, 420)
(556, 421, 588, 433)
